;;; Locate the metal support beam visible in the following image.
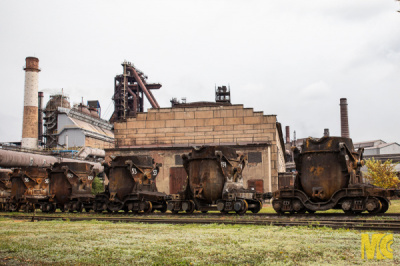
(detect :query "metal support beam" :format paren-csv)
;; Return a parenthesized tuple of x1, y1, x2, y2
(128, 66, 160, 109)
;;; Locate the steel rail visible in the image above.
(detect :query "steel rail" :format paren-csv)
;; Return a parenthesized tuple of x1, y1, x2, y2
(2, 214, 400, 233)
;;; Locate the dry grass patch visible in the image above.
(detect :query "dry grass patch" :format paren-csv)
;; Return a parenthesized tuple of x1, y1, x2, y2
(0, 219, 399, 265)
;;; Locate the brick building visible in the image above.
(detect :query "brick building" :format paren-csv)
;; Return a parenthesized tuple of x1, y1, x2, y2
(108, 103, 286, 194)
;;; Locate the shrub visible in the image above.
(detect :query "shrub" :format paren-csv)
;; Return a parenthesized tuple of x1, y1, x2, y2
(365, 158, 400, 189)
(92, 176, 105, 195)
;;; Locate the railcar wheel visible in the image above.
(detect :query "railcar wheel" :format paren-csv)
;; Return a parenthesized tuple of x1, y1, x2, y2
(74, 202, 83, 213)
(379, 199, 389, 214)
(27, 204, 35, 212)
(142, 201, 153, 214)
(366, 198, 382, 214)
(41, 204, 47, 212)
(10, 203, 20, 212)
(85, 208, 92, 213)
(216, 201, 225, 212)
(49, 204, 56, 213)
(272, 200, 283, 214)
(171, 210, 179, 214)
(167, 202, 175, 212)
(292, 200, 305, 214)
(67, 203, 75, 212)
(235, 200, 248, 215)
(251, 200, 262, 214)
(159, 202, 168, 213)
(185, 200, 195, 214)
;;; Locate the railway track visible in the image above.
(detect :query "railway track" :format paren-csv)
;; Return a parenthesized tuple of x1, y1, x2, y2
(2, 214, 400, 233)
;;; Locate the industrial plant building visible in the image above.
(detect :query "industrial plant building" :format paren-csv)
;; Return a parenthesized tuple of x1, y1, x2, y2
(6, 57, 287, 193)
(17, 56, 115, 152)
(106, 61, 286, 194)
(44, 95, 114, 150)
(108, 103, 286, 194)
(354, 140, 400, 156)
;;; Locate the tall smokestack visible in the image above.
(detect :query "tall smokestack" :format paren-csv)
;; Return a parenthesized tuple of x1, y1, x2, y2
(340, 98, 349, 138)
(285, 126, 290, 143)
(38, 91, 44, 145)
(21, 57, 40, 149)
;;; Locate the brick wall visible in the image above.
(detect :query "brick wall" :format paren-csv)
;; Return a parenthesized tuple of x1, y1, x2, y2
(114, 105, 277, 147)
(111, 105, 282, 193)
(85, 136, 115, 149)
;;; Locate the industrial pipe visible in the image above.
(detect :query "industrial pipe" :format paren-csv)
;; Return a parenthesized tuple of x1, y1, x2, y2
(77, 147, 106, 159)
(0, 169, 12, 174)
(127, 66, 160, 108)
(128, 84, 161, 90)
(38, 91, 44, 144)
(0, 149, 103, 172)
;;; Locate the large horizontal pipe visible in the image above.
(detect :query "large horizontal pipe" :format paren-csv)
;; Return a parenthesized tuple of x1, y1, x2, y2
(0, 169, 12, 173)
(128, 84, 162, 90)
(77, 147, 106, 159)
(0, 149, 103, 172)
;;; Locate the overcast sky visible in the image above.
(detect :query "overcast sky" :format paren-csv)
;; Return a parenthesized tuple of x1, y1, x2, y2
(0, 0, 399, 144)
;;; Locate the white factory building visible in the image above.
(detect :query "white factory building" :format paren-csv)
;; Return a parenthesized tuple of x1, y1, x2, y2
(354, 140, 400, 156)
(56, 106, 114, 149)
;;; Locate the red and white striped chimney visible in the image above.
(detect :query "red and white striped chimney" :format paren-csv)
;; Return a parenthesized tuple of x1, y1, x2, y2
(21, 57, 40, 149)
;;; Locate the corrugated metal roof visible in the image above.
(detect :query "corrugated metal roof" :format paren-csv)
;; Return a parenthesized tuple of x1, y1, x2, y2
(354, 140, 384, 148)
(363, 142, 400, 150)
(68, 117, 114, 138)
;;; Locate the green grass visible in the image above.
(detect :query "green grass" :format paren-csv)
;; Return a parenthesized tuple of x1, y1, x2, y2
(0, 219, 399, 265)
(387, 199, 400, 213)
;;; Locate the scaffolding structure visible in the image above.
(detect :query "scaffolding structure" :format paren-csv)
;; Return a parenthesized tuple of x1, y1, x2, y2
(43, 94, 71, 148)
(110, 61, 161, 122)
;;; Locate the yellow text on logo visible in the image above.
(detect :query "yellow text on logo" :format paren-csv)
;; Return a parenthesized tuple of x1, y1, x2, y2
(361, 233, 393, 260)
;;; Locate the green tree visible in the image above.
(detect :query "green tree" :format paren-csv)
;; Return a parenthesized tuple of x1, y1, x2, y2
(92, 176, 105, 195)
(365, 158, 399, 189)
